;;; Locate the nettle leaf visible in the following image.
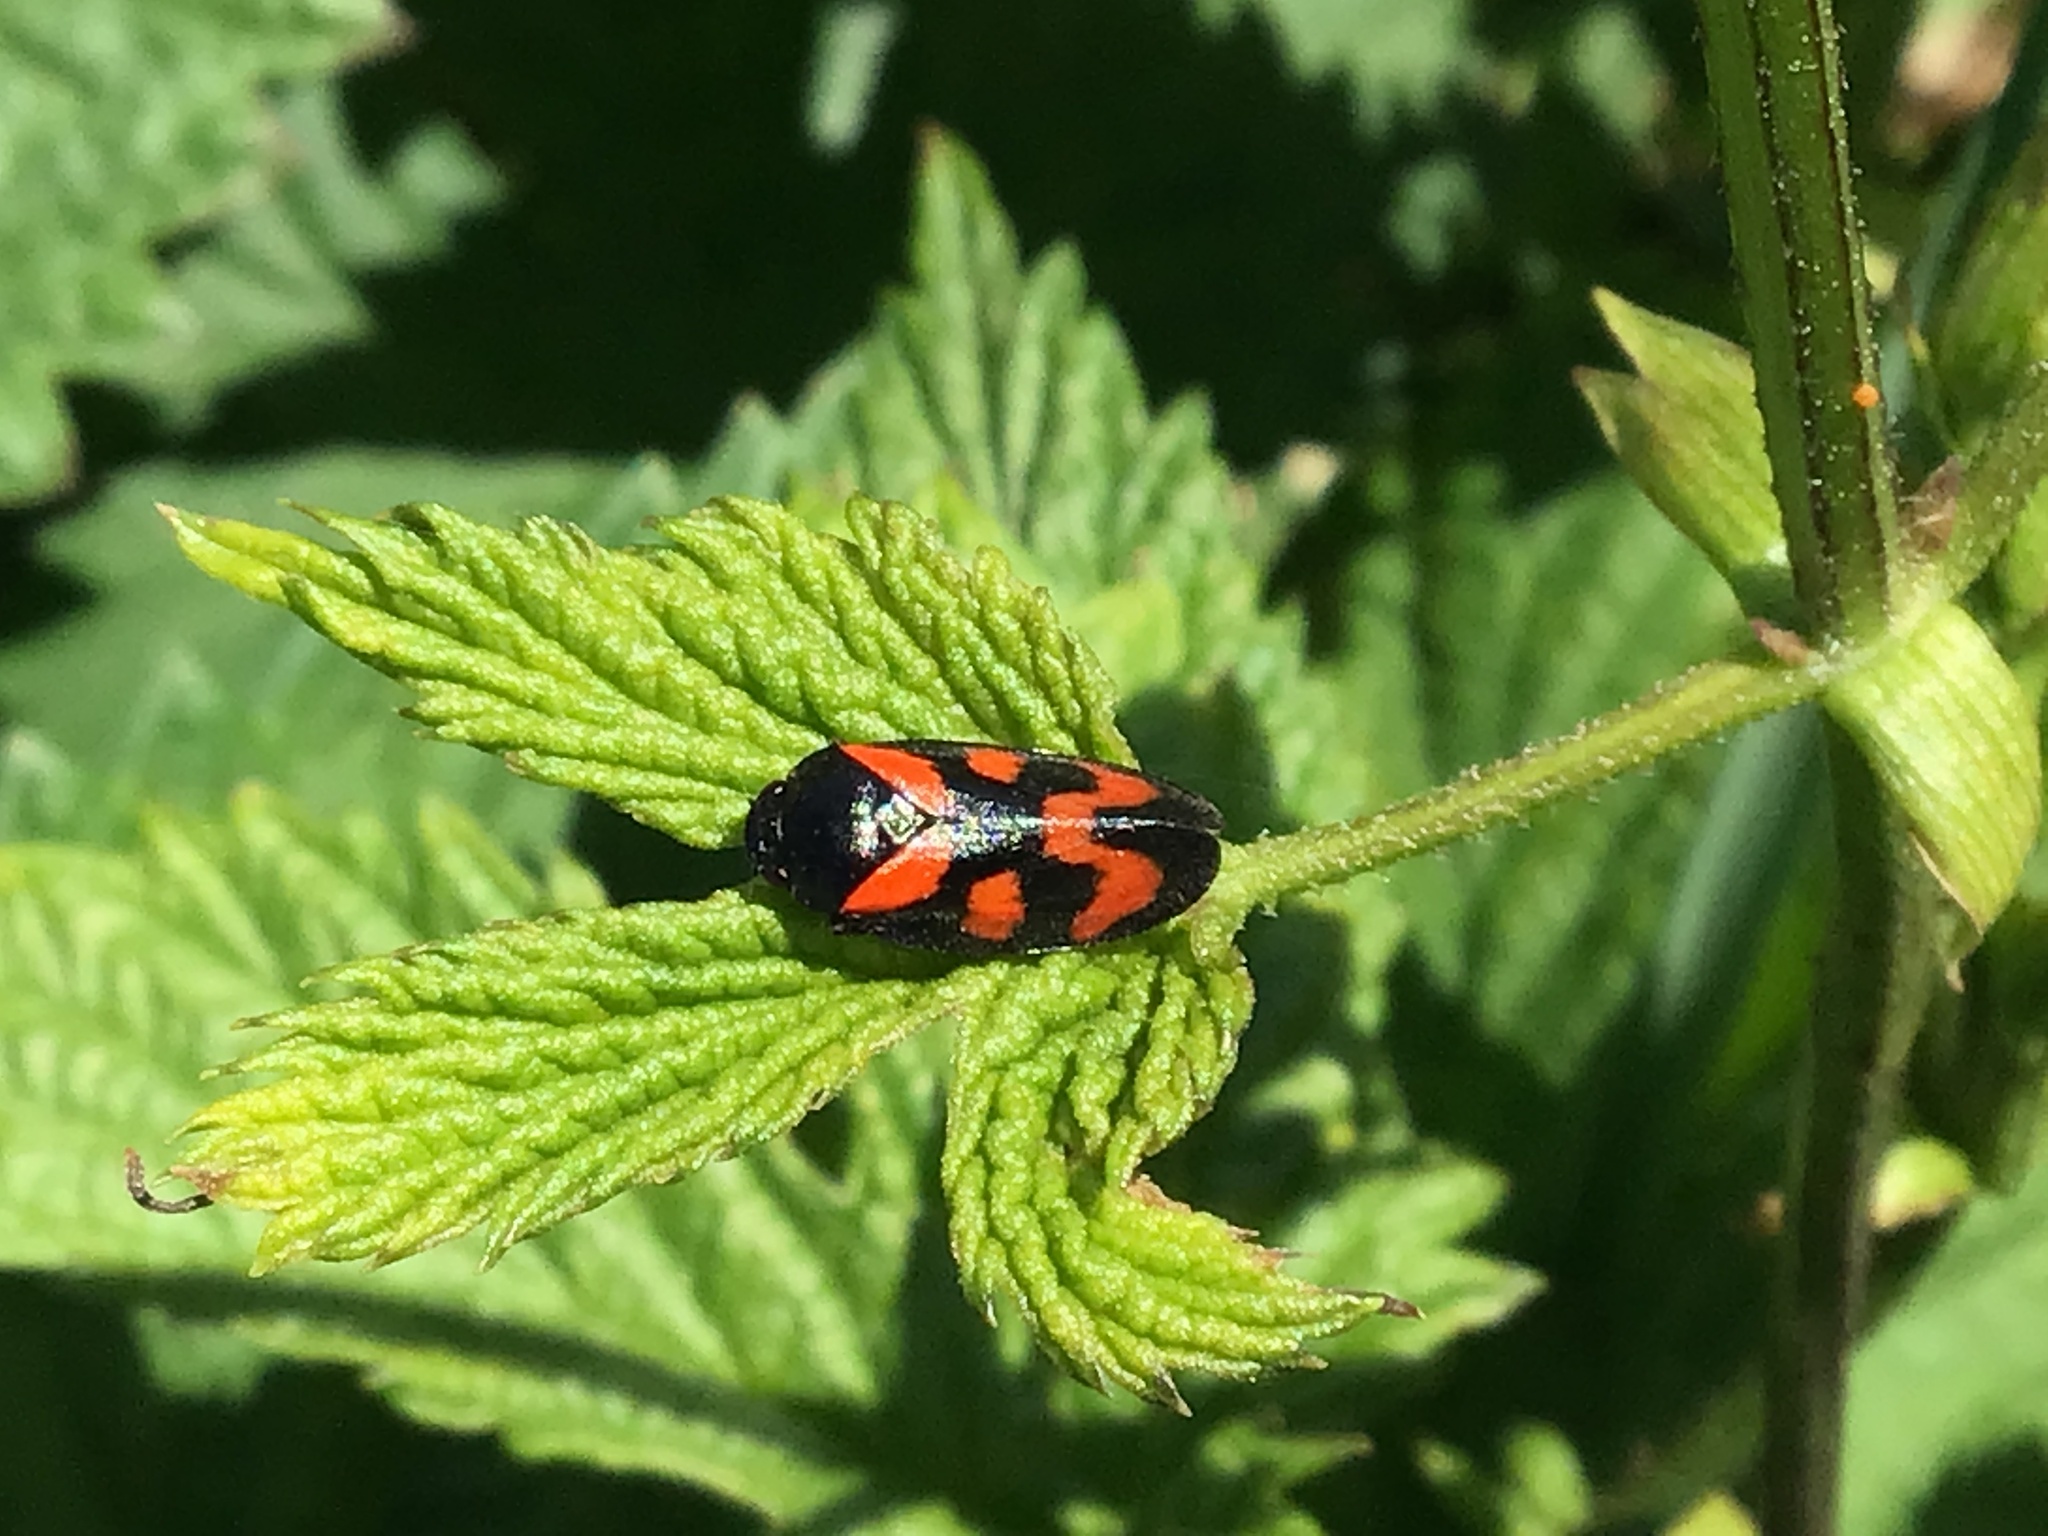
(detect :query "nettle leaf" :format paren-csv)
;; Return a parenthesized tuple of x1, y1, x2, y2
(161, 490, 1394, 1400)
(0, 779, 937, 1516)
(165, 492, 1132, 846)
(942, 937, 1388, 1410)
(83, 82, 503, 430)
(0, 451, 672, 850)
(181, 891, 951, 1271)
(691, 129, 1278, 698)
(0, 0, 394, 503)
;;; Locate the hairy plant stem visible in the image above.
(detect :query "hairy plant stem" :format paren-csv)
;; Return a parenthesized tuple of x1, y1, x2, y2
(1766, 735, 1939, 1536)
(1696, 3, 1931, 1532)
(1191, 659, 1823, 963)
(1696, 0, 1897, 646)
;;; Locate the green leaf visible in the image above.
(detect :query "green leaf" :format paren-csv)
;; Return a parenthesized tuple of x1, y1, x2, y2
(165, 493, 1132, 847)
(1188, 0, 1478, 137)
(1840, 1157, 2048, 1536)
(1404, 469, 1744, 1085)
(804, 1, 902, 158)
(1577, 290, 1794, 623)
(692, 129, 1270, 695)
(0, 452, 659, 850)
(1933, 119, 2048, 442)
(0, 783, 932, 1515)
(0, 0, 394, 503)
(161, 479, 1395, 1396)
(178, 889, 955, 1270)
(1981, 368, 2048, 626)
(83, 82, 503, 430)
(1823, 601, 2041, 933)
(1415, 1421, 1593, 1536)
(1281, 1155, 1543, 1362)
(941, 936, 1389, 1409)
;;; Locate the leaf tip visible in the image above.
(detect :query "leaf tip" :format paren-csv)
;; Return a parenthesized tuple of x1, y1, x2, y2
(1148, 1368, 1193, 1417)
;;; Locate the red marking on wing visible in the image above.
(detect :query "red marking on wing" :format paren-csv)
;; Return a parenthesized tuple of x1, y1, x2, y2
(963, 869, 1027, 942)
(841, 834, 951, 913)
(1042, 768, 1164, 941)
(839, 743, 950, 814)
(963, 746, 1027, 783)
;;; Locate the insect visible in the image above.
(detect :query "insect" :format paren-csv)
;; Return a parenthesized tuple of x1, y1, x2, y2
(744, 740, 1224, 953)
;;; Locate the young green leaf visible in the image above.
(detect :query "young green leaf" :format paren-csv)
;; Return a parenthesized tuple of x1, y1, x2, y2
(1822, 601, 2041, 933)
(941, 938, 1385, 1409)
(1577, 290, 1795, 623)
(165, 493, 1132, 846)
(176, 890, 956, 1271)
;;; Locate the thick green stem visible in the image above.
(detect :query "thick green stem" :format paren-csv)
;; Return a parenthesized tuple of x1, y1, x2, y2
(1697, 0, 1898, 645)
(1191, 659, 1822, 963)
(1764, 734, 1940, 1536)
(1697, 5, 1933, 1534)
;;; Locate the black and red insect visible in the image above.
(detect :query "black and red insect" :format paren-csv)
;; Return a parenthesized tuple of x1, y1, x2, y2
(744, 740, 1224, 954)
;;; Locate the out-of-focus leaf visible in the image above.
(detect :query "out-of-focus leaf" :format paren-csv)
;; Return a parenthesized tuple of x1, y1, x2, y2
(1282, 1156, 1542, 1361)
(1662, 1491, 1759, 1536)
(1563, 5, 1671, 159)
(1405, 469, 1743, 1084)
(1933, 118, 2048, 441)
(1840, 1156, 2048, 1536)
(84, 82, 502, 430)
(804, 1, 902, 157)
(0, 0, 396, 503)
(1415, 1420, 1592, 1536)
(1868, 1136, 1974, 1231)
(1188, 0, 1478, 137)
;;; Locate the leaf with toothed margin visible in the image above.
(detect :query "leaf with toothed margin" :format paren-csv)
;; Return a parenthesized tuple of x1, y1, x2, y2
(0, 773, 943, 1514)
(162, 493, 1134, 848)
(174, 889, 963, 1270)
(940, 936, 1397, 1409)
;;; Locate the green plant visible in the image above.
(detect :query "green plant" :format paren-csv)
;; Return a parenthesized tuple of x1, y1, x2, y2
(6, 3, 2048, 1534)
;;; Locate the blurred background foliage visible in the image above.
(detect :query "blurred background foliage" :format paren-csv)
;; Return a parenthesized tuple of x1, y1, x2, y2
(2, 1, 2044, 1533)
